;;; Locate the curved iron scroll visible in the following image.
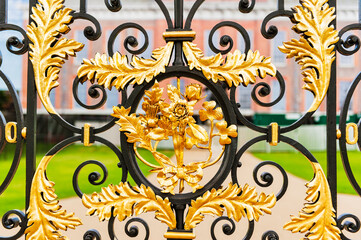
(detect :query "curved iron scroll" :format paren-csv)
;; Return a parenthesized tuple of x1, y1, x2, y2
(0, 0, 351, 239)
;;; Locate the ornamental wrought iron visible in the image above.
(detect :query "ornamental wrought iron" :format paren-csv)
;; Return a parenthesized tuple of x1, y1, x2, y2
(0, 0, 361, 239)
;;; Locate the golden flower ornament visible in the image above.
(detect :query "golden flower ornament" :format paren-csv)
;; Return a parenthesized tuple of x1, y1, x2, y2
(112, 81, 237, 194)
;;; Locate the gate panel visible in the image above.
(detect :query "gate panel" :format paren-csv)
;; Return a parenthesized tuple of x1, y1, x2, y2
(0, 0, 360, 239)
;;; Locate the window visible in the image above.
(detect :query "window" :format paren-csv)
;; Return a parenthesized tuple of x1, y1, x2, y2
(204, 30, 219, 57)
(238, 86, 252, 109)
(339, 81, 352, 111)
(238, 31, 253, 53)
(272, 80, 286, 111)
(75, 30, 88, 65)
(139, 30, 153, 59)
(272, 31, 286, 66)
(106, 89, 119, 109)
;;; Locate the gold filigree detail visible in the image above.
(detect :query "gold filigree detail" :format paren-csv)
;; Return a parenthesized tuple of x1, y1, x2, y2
(77, 42, 174, 90)
(346, 123, 358, 145)
(5, 122, 17, 143)
(284, 162, 341, 240)
(184, 183, 276, 230)
(26, 155, 82, 240)
(279, 0, 339, 112)
(112, 82, 237, 194)
(27, 0, 84, 114)
(82, 182, 176, 229)
(183, 41, 276, 87)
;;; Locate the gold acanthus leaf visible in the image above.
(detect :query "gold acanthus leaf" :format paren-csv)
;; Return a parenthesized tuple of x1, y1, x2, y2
(183, 41, 276, 87)
(111, 106, 145, 144)
(82, 182, 177, 229)
(27, 0, 84, 115)
(279, 0, 339, 112)
(77, 41, 174, 90)
(184, 183, 276, 230)
(284, 162, 341, 240)
(25, 155, 82, 240)
(111, 106, 174, 167)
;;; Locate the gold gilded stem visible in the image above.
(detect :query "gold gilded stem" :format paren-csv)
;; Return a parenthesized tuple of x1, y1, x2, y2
(202, 146, 225, 168)
(133, 143, 160, 169)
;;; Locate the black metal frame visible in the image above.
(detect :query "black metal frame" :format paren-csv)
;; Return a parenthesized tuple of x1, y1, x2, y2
(1, 0, 361, 239)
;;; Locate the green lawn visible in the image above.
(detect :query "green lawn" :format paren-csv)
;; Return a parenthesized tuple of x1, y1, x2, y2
(0, 144, 173, 215)
(253, 151, 361, 195)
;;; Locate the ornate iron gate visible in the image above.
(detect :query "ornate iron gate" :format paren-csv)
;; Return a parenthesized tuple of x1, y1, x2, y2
(1, 0, 361, 239)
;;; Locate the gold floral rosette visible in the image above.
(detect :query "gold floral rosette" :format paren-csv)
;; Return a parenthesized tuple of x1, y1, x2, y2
(112, 80, 238, 194)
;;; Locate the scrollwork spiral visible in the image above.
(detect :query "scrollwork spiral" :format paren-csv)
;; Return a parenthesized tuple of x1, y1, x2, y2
(73, 77, 108, 110)
(251, 71, 285, 107)
(253, 161, 288, 200)
(208, 21, 250, 55)
(238, 0, 256, 13)
(83, 229, 101, 240)
(72, 160, 108, 198)
(337, 214, 361, 240)
(0, 210, 26, 240)
(261, 230, 279, 240)
(107, 23, 149, 56)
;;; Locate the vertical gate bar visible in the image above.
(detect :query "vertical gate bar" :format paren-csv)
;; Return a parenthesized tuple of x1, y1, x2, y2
(327, 0, 337, 210)
(25, 0, 37, 209)
(0, 0, 7, 24)
(80, 0, 86, 13)
(173, 0, 184, 66)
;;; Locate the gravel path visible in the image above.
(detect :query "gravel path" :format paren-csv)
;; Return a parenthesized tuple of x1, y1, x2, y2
(2, 150, 361, 239)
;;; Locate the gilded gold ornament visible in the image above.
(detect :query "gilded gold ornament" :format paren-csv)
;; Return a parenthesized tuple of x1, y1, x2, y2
(26, 155, 82, 240)
(112, 82, 237, 194)
(82, 182, 176, 229)
(279, 0, 339, 112)
(345, 123, 358, 145)
(164, 231, 196, 239)
(83, 123, 92, 147)
(284, 162, 341, 240)
(184, 183, 276, 230)
(27, 0, 84, 115)
(269, 122, 279, 146)
(163, 31, 196, 39)
(77, 42, 174, 90)
(183, 41, 276, 87)
(5, 122, 17, 143)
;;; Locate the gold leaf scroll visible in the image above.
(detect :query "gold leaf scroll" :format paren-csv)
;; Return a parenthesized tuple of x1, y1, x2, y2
(284, 162, 341, 240)
(82, 182, 177, 229)
(27, 0, 83, 115)
(183, 42, 276, 87)
(77, 42, 174, 90)
(279, 0, 339, 112)
(25, 155, 82, 240)
(184, 183, 276, 230)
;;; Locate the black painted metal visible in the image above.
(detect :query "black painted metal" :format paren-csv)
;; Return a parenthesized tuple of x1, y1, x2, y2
(0, 0, 360, 239)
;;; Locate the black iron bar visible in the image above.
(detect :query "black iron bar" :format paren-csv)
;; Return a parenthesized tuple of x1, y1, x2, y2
(25, 0, 37, 209)
(80, 0, 87, 14)
(0, 0, 7, 24)
(327, 0, 337, 210)
(173, 0, 184, 66)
